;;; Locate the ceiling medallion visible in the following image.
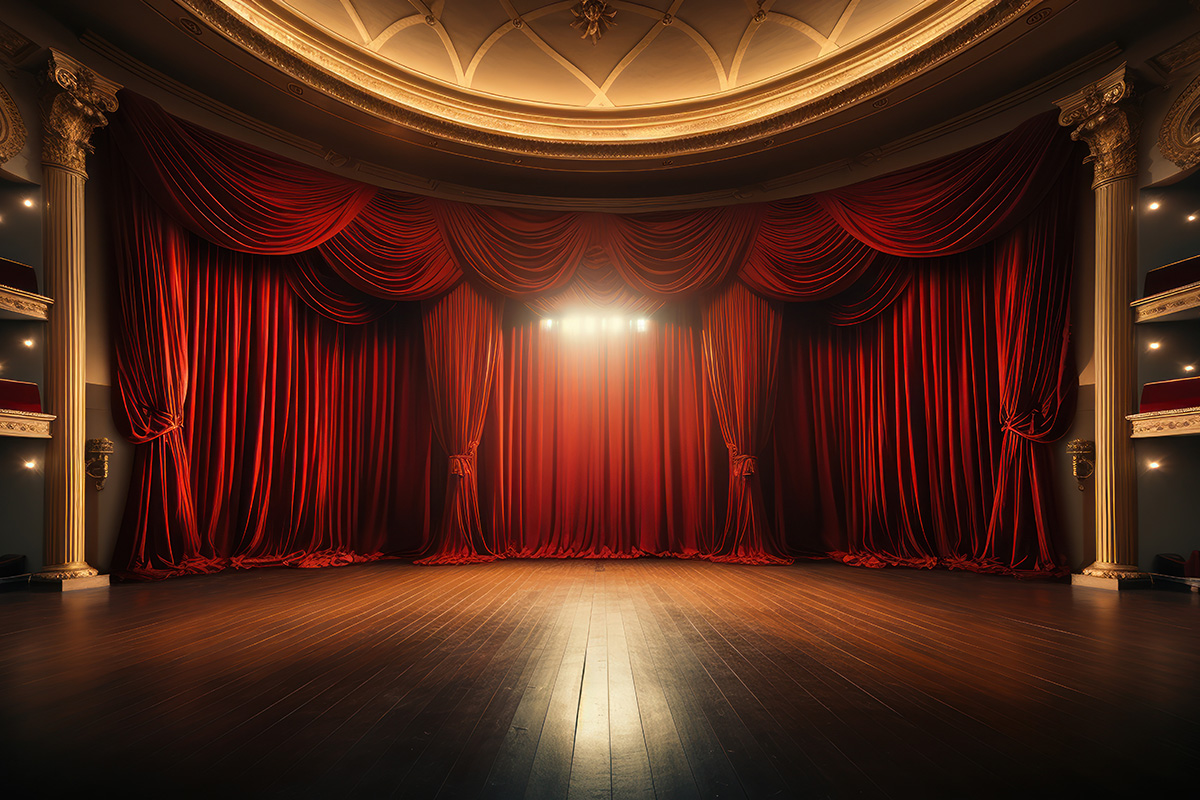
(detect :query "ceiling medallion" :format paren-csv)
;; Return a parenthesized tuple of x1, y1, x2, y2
(570, 1, 616, 45)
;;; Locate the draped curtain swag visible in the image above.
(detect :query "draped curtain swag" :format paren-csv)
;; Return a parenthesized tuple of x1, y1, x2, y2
(107, 90, 1080, 578)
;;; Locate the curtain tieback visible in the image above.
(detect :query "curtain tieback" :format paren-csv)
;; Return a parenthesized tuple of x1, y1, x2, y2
(731, 454, 757, 477)
(449, 453, 475, 477)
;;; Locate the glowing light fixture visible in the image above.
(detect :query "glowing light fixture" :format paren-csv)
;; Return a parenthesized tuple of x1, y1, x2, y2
(1149, 341, 1161, 350)
(1186, 365, 1195, 373)
(22, 339, 34, 348)
(1190, 214, 1197, 222)
(542, 314, 650, 334)
(22, 198, 34, 208)
(1148, 201, 1161, 210)
(23, 459, 36, 470)
(1148, 461, 1161, 469)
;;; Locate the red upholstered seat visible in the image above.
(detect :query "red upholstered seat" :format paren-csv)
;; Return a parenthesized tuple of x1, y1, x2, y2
(1139, 376, 1200, 413)
(1144, 254, 1200, 297)
(0, 257, 38, 294)
(0, 379, 42, 413)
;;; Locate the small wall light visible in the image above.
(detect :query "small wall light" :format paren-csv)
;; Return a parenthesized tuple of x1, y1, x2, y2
(1190, 214, 1197, 222)
(1186, 365, 1195, 373)
(1148, 460, 1161, 469)
(22, 198, 34, 208)
(1148, 201, 1161, 210)
(1149, 341, 1161, 350)
(1066, 439, 1095, 491)
(23, 459, 36, 470)
(22, 338, 34, 348)
(85, 437, 114, 490)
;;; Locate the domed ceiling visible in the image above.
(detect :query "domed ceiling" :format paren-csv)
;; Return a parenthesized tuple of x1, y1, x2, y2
(180, 0, 1029, 155)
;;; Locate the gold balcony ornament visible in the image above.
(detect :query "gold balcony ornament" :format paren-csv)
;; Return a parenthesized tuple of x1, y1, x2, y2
(571, 1, 616, 45)
(1066, 439, 1095, 491)
(85, 437, 114, 491)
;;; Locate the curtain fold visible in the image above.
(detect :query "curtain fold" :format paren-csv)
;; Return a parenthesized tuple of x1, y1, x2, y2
(481, 310, 716, 558)
(417, 282, 505, 564)
(702, 282, 792, 564)
(109, 93, 376, 253)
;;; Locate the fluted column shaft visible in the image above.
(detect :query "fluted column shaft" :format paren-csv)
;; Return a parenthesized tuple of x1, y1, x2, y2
(32, 50, 120, 583)
(1090, 175, 1139, 573)
(1056, 64, 1144, 580)
(40, 164, 92, 577)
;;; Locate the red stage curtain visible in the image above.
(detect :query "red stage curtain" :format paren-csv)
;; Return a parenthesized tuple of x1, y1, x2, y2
(815, 114, 1073, 257)
(417, 283, 504, 564)
(481, 311, 717, 558)
(111, 175, 433, 580)
(702, 282, 791, 564)
(107, 92, 1079, 577)
(774, 183, 1075, 575)
(985, 175, 1077, 574)
(110, 168, 204, 577)
(109, 93, 375, 253)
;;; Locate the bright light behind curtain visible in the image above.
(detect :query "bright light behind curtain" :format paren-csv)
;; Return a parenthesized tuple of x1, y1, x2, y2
(481, 312, 718, 558)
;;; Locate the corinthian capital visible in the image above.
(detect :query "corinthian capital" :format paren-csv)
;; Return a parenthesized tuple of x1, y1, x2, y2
(1054, 64, 1141, 188)
(39, 49, 120, 177)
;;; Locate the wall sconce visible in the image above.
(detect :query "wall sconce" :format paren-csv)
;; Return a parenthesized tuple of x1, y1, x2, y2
(1066, 439, 1095, 491)
(85, 437, 114, 490)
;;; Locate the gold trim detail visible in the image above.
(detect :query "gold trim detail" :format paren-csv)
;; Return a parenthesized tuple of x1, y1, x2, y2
(178, 0, 1039, 159)
(32, 564, 101, 581)
(1127, 406, 1200, 438)
(1158, 72, 1200, 172)
(1131, 280, 1200, 322)
(1149, 30, 1200, 77)
(1080, 563, 1146, 580)
(0, 408, 54, 439)
(1055, 64, 1141, 188)
(39, 49, 121, 177)
(0, 284, 52, 320)
(0, 19, 37, 67)
(0, 79, 26, 165)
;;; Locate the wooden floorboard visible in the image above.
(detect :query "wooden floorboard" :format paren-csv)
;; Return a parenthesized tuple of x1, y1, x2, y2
(2, 559, 1198, 798)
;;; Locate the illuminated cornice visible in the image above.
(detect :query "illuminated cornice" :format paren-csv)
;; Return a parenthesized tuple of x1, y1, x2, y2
(177, 0, 1043, 159)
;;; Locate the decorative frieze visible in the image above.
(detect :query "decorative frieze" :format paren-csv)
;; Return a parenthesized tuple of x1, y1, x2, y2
(1128, 406, 1200, 438)
(1158, 71, 1200, 171)
(0, 408, 54, 438)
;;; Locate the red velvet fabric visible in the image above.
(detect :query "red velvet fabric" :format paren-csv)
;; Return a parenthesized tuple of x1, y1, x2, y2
(703, 283, 791, 564)
(106, 91, 1079, 577)
(481, 311, 718, 558)
(111, 173, 433, 579)
(774, 183, 1075, 576)
(417, 282, 503, 564)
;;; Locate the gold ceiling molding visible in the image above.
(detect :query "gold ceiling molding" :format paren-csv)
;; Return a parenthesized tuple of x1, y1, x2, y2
(177, 0, 1042, 159)
(1158, 71, 1200, 171)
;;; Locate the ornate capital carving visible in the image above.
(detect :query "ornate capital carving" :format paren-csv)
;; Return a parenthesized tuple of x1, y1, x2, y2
(1158, 72, 1200, 171)
(1055, 64, 1141, 188)
(39, 49, 120, 177)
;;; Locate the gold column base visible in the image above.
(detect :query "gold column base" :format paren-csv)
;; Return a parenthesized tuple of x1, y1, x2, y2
(1073, 562, 1150, 591)
(31, 563, 108, 591)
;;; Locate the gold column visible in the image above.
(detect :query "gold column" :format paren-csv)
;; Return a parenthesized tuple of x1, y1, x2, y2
(1055, 65, 1145, 588)
(32, 50, 119, 589)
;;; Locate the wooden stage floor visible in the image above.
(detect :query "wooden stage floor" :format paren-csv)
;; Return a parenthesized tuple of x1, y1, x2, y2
(2, 559, 1198, 798)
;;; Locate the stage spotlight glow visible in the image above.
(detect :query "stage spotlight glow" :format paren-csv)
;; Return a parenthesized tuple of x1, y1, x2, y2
(540, 318, 553, 330)
(636, 318, 648, 332)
